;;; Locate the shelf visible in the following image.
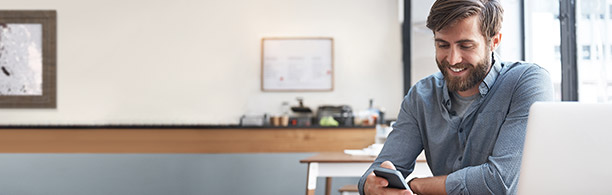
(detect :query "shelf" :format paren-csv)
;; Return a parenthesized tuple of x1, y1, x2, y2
(0, 127, 376, 153)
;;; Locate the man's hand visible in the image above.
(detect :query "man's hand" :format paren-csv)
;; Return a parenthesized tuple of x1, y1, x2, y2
(364, 161, 413, 195)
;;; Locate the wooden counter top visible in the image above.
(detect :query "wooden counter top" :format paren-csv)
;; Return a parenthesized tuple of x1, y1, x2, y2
(0, 127, 375, 153)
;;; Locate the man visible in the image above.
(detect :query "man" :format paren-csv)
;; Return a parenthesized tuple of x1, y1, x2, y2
(358, 0, 553, 194)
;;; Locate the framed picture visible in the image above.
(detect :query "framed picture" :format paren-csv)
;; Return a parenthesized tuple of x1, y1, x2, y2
(0, 10, 56, 108)
(261, 37, 333, 91)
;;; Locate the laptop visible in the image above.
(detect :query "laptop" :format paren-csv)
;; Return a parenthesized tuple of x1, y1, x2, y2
(518, 102, 612, 194)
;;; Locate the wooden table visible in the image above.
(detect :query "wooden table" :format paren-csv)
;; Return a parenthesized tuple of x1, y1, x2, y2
(300, 152, 431, 195)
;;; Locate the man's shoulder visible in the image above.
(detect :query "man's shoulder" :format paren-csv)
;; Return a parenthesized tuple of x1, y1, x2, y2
(500, 61, 547, 76)
(493, 61, 552, 97)
(404, 72, 445, 103)
(413, 72, 444, 89)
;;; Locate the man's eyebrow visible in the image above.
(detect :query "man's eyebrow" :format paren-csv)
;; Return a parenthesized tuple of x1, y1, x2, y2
(434, 39, 449, 43)
(456, 39, 476, 44)
(434, 39, 476, 44)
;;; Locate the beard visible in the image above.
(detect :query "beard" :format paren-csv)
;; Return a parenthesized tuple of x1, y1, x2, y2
(437, 51, 491, 92)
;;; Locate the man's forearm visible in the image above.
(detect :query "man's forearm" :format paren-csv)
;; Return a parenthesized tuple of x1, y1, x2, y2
(409, 175, 447, 195)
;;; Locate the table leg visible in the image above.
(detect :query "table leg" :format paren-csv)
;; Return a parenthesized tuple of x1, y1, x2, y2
(307, 189, 315, 195)
(306, 162, 319, 195)
(325, 177, 332, 195)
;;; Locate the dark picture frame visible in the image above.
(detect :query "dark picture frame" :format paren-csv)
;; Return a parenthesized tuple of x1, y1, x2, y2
(0, 10, 56, 108)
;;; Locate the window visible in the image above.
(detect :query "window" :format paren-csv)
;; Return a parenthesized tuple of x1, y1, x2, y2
(595, 45, 600, 60)
(406, 0, 612, 102)
(582, 45, 591, 60)
(525, 0, 562, 100)
(576, 0, 612, 102)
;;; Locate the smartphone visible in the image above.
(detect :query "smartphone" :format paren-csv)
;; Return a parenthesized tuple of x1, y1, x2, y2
(373, 167, 410, 190)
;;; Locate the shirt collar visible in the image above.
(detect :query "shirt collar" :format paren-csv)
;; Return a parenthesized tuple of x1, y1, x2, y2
(479, 52, 503, 97)
(442, 52, 503, 106)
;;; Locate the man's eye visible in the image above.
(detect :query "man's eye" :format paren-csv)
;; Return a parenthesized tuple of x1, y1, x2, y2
(460, 45, 473, 49)
(438, 44, 449, 48)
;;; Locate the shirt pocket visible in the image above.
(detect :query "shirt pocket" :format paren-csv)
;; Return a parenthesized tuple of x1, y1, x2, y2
(466, 111, 504, 161)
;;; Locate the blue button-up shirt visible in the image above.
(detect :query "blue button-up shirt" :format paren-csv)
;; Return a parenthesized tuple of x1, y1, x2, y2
(359, 53, 554, 195)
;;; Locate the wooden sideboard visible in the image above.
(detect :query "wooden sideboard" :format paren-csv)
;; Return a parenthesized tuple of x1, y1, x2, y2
(0, 127, 375, 153)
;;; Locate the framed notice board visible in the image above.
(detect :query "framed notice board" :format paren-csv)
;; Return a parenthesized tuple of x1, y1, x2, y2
(0, 10, 57, 108)
(261, 37, 333, 91)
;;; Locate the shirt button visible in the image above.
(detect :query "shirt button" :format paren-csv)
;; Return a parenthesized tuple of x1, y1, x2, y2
(450, 111, 457, 116)
(459, 128, 464, 133)
(458, 156, 463, 161)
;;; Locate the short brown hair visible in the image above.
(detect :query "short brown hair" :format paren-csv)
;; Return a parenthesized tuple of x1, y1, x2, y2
(426, 0, 503, 42)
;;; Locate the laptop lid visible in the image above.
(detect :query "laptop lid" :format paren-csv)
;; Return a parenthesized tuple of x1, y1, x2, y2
(518, 102, 612, 194)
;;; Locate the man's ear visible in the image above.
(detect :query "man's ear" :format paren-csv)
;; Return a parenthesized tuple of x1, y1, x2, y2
(490, 33, 502, 51)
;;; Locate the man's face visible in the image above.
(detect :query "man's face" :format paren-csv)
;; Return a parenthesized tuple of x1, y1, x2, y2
(434, 15, 492, 93)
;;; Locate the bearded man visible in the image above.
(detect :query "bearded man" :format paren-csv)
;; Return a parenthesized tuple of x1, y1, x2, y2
(359, 0, 553, 194)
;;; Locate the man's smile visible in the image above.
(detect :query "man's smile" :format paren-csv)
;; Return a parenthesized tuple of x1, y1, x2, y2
(448, 66, 469, 76)
(450, 67, 466, 73)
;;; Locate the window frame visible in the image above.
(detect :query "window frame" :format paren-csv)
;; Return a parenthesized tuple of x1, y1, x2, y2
(559, 0, 579, 101)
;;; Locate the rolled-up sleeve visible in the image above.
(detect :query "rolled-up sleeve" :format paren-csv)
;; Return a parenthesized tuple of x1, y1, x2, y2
(445, 65, 554, 194)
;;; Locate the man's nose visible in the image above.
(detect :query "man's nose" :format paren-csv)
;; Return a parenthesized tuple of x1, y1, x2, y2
(448, 47, 462, 65)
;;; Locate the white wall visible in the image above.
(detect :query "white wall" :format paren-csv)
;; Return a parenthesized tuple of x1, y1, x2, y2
(0, 0, 403, 125)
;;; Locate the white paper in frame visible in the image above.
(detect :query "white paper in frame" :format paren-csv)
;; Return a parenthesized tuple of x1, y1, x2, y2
(261, 37, 333, 91)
